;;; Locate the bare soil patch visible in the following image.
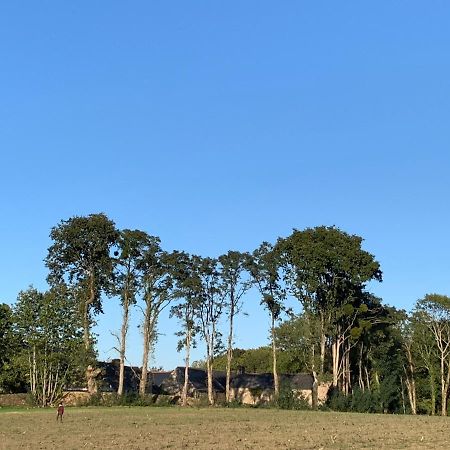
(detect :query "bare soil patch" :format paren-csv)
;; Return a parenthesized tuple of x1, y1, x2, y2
(0, 407, 449, 449)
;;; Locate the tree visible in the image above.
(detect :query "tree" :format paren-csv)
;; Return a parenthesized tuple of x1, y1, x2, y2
(0, 303, 25, 393)
(194, 257, 225, 405)
(275, 313, 321, 373)
(170, 252, 202, 406)
(219, 251, 252, 402)
(137, 235, 174, 397)
(113, 229, 148, 396)
(246, 242, 286, 397)
(277, 226, 382, 387)
(45, 213, 119, 393)
(414, 294, 450, 416)
(399, 316, 417, 414)
(410, 310, 439, 415)
(358, 303, 405, 413)
(14, 286, 84, 406)
(211, 347, 273, 373)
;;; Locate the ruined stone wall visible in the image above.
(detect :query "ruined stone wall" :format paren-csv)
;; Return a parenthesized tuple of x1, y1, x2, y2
(0, 393, 28, 407)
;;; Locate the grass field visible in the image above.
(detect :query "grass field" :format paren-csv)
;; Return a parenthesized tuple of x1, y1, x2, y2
(1, 406, 450, 449)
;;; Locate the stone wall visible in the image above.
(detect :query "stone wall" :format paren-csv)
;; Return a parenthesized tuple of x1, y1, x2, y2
(0, 393, 28, 407)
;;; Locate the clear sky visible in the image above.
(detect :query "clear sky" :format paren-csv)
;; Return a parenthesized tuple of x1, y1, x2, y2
(1, 1, 450, 369)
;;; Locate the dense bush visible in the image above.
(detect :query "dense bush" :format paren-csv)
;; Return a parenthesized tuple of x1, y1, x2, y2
(326, 387, 387, 413)
(277, 382, 310, 410)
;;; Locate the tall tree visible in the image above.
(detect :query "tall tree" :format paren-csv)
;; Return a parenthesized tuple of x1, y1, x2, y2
(219, 251, 252, 402)
(138, 236, 174, 397)
(277, 226, 382, 385)
(113, 229, 148, 396)
(414, 294, 450, 416)
(170, 252, 202, 406)
(195, 256, 225, 405)
(275, 313, 321, 374)
(399, 317, 417, 414)
(246, 242, 285, 397)
(410, 310, 439, 415)
(14, 286, 84, 406)
(45, 213, 119, 393)
(0, 303, 25, 393)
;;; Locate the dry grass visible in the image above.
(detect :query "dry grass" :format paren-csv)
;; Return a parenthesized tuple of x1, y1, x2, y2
(1, 406, 450, 449)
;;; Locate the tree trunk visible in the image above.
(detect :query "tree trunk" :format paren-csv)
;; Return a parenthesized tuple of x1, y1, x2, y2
(139, 301, 151, 397)
(206, 329, 215, 406)
(312, 371, 318, 409)
(332, 338, 341, 388)
(118, 291, 130, 397)
(182, 328, 192, 407)
(404, 344, 417, 414)
(344, 344, 351, 395)
(443, 359, 450, 416)
(358, 343, 364, 391)
(430, 369, 436, 415)
(364, 366, 371, 391)
(206, 355, 214, 406)
(400, 376, 406, 414)
(85, 275, 97, 394)
(319, 313, 326, 375)
(82, 300, 90, 352)
(441, 356, 447, 416)
(271, 313, 279, 397)
(225, 296, 235, 403)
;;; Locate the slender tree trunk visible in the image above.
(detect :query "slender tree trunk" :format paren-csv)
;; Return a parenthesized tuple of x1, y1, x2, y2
(404, 344, 417, 414)
(82, 301, 90, 352)
(319, 313, 326, 375)
(344, 344, 351, 395)
(31, 346, 37, 396)
(400, 376, 406, 414)
(443, 360, 450, 416)
(42, 362, 47, 407)
(225, 297, 235, 403)
(182, 327, 192, 407)
(430, 368, 436, 415)
(365, 366, 371, 391)
(118, 291, 130, 397)
(85, 274, 98, 395)
(441, 356, 447, 416)
(358, 343, 364, 391)
(271, 313, 279, 397)
(332, 338, 341, 388)
(206, 354, 214, 405)
(139, 301, 151, 397)
(206, 329, 215, 406)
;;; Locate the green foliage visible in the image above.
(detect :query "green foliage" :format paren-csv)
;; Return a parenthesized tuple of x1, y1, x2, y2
(326, 387, 382, 414)
(276, 382, 310, 410)
(0, 303, 26, 393)
(45, 213, 119, 354)
(326, 388, 351, 411)
(350, 388, 382, 413)
(246, 242, 286, 320)
(86, 392, 157, 407)
(46, 213, 119, 304)
(14, 286, 85, 405)
(213, 347, 273, 373)
(275, 314, 321, 372)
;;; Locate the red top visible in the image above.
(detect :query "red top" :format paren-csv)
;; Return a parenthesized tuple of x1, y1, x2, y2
(58, 405, 64, 414)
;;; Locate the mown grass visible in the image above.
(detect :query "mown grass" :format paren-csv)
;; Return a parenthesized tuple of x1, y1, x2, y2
(1, 406, 450, 449)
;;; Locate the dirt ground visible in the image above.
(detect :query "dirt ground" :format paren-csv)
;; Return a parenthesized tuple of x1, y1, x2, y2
(1, 406, 450, 449)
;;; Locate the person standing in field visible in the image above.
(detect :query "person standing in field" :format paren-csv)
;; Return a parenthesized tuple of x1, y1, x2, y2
(56, 402, 64, 422)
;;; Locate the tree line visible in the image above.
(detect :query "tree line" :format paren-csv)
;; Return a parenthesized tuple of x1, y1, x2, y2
(1, 213, 449, 415)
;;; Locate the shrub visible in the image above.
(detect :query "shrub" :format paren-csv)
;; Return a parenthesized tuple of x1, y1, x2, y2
(277, 382, 310, 410)
(325, 387, 350, 412)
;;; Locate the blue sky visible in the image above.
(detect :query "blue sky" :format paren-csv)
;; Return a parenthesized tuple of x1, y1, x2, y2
(1, 1, 450, 369)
